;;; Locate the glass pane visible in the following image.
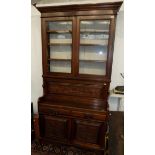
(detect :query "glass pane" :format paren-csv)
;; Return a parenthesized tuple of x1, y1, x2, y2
(48, 21, 72, 31)
(50, 45, 71, 59)
(79, 20, 110, 75)
(47, 21, 72, 73)
(50, 60, 71, 73)
(79, 61, 106, 75)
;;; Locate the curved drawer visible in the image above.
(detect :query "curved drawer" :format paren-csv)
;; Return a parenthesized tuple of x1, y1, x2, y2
(39, 104, 107, 121)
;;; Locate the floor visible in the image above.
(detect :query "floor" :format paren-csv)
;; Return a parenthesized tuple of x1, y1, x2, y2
(109, 111, 124, 155)
(32, 111, 124, 155)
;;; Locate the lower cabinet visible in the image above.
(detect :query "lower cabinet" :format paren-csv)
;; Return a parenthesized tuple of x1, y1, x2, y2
(39, 114, 107, 150)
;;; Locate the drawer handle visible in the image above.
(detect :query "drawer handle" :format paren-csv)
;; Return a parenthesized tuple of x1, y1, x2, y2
(84, 114, 93, 119)
(104, 83, 107, 86)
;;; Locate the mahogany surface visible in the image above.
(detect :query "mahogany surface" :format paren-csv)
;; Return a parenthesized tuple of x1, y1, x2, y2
(36, 1, 122, 154)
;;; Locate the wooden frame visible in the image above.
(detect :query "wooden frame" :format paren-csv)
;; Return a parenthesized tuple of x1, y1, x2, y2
(36, 1, 123, 154)
(41, 15, 116, 80)
(41, 17, 75, 76)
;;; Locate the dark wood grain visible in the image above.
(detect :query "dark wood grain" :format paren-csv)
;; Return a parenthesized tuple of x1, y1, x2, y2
(46, 81, 108, 99)
(39, 115, 69, 142)
(32, 112, 124, 155)
(72, 119, 106, 146)
(36, 1, 122, 154)
(36, 2, 123, 14)
(33, 114, 40, 139)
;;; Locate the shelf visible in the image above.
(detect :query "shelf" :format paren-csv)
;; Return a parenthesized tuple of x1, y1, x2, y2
(48, 59, 106, 63)
(47, 30, 109, 34)
(49, 39, 108, 46)
(80, 39, 108, 46)
(80, 43, 108, 46)
(48, 58, 71, 61)
(49, 39, 72, 45)
(49, 43, 107, 46)
(48, 43, 72, 46)
(47, 30, 72, 33)
(110, 93, 124, 98)
(79, 59, 106, 63)
(80, 29, 109, 34)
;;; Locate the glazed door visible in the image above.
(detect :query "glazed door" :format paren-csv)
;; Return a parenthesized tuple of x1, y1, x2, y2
(72, 119, 107, 149)
(77, 16, 115, 78)
(39, 115, 70, 142)
(42, 16, 115, 78)
(41, 17, 75, 75)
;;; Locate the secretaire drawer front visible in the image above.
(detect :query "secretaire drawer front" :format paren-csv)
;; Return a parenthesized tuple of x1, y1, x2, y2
(47, 82, 108, 99)
(39, 106, 71, 117)
(72, 110, 107, 121)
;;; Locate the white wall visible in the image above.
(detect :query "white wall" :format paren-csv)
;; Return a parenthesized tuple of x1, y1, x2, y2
(31, 5, 43, 113)
(109, 10, 124, 111)
(31, 5, 124, 112)
(110, 11, 124, 89)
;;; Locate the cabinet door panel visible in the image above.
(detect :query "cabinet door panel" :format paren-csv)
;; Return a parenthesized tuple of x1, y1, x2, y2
(72, 119, 107, 148)
(42, 17, 74, 75)
(48, 20, 72, 73)
(39, 115, 69, 142)
(78, 16, 111, 76)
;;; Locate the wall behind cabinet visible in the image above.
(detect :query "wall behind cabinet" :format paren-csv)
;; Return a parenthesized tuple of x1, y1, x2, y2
(109, 11, 124, 111)
(31, 5, 42, 113)
(31, 5, 124, 112)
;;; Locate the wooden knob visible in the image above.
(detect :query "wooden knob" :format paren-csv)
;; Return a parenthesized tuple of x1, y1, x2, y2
(84, 114, 93, 119)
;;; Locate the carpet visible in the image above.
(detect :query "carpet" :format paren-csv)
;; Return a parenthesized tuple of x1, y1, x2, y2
(31, 139, 109, 155)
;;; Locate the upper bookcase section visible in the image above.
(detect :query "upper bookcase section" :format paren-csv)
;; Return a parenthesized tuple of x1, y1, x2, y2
(35, 0, 123, 16)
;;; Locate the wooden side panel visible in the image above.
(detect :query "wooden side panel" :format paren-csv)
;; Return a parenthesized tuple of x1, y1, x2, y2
(33, 114, 40, 139)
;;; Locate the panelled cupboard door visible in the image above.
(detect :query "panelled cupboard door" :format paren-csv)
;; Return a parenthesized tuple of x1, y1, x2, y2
(39, 115, 69, 142)
(72, 119, 107, 149)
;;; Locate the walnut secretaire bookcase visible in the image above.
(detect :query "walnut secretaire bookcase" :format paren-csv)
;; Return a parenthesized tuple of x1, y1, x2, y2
(36, 1, 122, 154)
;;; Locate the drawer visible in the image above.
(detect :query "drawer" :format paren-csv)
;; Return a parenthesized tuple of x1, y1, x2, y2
(47, 82, 109, 99)
(39, 104, 107, 121)
(71, 110, 107, 121)
(39, 106, 71, 116)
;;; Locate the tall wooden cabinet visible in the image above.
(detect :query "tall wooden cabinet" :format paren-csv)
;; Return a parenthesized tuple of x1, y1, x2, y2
(36, 1, 122, 154)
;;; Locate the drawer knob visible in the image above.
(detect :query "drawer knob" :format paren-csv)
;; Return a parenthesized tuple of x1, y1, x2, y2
(49, 110, 57, 115)
(84, 114, 93, 119)
(104, 83, 107, 86)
